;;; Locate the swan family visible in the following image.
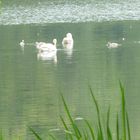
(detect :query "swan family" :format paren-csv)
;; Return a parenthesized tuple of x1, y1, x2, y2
(35, 33, 74, 53)
(20, 33, 122, 52)
(33, 33, 73, 63)
(20, 32, 122, 63)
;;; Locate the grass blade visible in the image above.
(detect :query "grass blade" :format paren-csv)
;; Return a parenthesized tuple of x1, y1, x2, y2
(60, 116, 74, 140)
(126, 111, 131, 140)
(61, 94, 82, 139)
(88, 85, 103, 140)
(97, 127, 102, 140)
(83, 130, 89, 140)
(85, 120, 95, 140)
(49, 134, 57, 140)
(116, 113, 120, 140)
(119, 81, 126, 140)
(60, 115, 69, 130)
(107, 107, 112, 140)
(61, 95, 74, 124)
(29, 127, 42, 140)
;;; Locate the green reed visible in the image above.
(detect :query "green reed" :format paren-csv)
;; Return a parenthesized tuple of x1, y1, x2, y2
(29, 127, 42, 140)
(30, 82, 131, 140)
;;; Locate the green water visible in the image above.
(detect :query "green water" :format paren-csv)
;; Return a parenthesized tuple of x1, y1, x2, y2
(1, 0, 140, 139)
(0, 21, 140, 139)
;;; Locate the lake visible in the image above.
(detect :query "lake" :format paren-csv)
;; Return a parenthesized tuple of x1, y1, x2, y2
(0, 0, 140, 139)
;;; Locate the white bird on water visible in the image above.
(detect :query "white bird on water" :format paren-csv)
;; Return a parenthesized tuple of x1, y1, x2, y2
(19, 40, 25, 47)
(62, 33, 74, 49)
(107, 42, 121, 49)
(36, 39, 57, 52)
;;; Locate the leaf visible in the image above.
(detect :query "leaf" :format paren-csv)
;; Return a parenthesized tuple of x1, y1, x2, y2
(29, 127, 42, 140)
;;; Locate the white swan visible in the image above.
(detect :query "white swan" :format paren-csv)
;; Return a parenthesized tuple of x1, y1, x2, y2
(19, 40, 25, 47)
(62, 33, 74, 49)
(36, 39, 57, 52)
(107, 42, 121, 49)
(36, 42, 47, 49)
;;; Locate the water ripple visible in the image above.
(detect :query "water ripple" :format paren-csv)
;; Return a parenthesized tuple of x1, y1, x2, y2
(0, 1, 140, 25)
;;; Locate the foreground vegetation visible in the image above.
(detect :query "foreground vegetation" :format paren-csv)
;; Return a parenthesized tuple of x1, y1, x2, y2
(30, 82, 131, 140)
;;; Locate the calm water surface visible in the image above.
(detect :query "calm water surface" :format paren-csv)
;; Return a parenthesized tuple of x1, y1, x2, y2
(0, 0, 140, 139)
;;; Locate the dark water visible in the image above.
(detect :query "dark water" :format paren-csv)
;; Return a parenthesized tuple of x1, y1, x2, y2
(0, 0, 140, 139)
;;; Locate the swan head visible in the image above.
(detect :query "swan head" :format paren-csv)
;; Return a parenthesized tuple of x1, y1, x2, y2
(66, 33, 73, 39)
(20, 40, 25, 44)
(107, 42, 111, 45)
(53, 39, 57, 46)
(35, 42, 40, 49)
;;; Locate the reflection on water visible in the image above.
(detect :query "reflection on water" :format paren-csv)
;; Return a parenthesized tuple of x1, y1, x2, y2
(37, 51, 57, 64)
(64, 48, 73, 59)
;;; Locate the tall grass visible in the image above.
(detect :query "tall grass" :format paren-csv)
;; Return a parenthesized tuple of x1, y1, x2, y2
(30, 83, 131, 140)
